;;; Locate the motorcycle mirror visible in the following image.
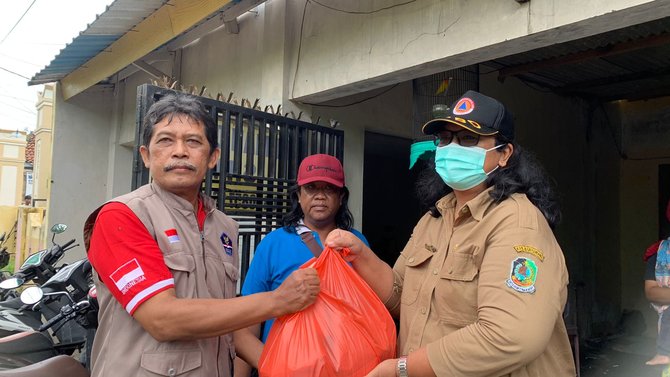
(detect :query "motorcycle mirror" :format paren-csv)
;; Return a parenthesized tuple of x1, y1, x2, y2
(0, 277, 24, 290)
(50, 223, 67, 234)
(50, 223, 67, 244)
(20, 286, 44, 305)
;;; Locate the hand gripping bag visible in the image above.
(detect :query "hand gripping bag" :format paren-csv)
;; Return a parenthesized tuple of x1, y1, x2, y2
(258, 246, 396, 377)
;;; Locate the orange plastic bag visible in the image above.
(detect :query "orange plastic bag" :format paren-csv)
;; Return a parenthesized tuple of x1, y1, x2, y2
(258, 246, 397, 377)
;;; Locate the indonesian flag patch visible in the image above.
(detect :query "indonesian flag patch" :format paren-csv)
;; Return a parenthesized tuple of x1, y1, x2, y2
(165, 229, 180, 243)
(110, 259, 146, 295)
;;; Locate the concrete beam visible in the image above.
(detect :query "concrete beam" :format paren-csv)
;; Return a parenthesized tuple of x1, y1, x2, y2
(131, 60, 170, 81)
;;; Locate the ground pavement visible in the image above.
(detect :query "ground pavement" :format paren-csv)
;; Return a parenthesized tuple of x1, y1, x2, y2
(581, 334, 669, 377)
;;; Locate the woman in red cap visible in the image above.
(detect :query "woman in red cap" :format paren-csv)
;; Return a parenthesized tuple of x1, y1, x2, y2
(234, 153, 370, 375)
(643, 199, 670, 365)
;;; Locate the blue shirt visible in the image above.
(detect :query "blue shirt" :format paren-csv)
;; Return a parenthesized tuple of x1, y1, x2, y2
(241, 226, 369, 342)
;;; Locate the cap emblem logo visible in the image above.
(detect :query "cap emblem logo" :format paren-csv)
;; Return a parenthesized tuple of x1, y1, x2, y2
(453, 98, 475, 115)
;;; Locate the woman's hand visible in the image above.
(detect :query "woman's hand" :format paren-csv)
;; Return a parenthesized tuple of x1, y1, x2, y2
(364, 358, 397, 377)
(325, 229, 368, 263)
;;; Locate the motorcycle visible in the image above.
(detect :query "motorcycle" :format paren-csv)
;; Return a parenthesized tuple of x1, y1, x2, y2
(0, 227, 16, 301)
(0, 230, 11, 273)
(0, 223, 78, 290)
(0, 255, 96, 373)
(0, 224, 80, 338)
(0, 283, 96, 376)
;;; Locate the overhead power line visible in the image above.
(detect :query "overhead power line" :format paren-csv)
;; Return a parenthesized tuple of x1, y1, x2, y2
(0, 0, 37, 44)
(0, 66, 30, 80)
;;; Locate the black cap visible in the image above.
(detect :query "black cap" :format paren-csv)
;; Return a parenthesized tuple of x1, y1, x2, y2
(421, 90, 515, 141)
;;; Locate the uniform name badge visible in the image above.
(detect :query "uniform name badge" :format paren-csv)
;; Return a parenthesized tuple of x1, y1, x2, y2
(506, 257, 537, 293)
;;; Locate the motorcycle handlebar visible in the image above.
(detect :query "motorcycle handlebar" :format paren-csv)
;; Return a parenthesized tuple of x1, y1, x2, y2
(39, 312, 65, 331)
(61, 239, 76, 250)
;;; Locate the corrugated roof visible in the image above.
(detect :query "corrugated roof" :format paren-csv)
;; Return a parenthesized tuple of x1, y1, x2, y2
(489, 17, 670, 101)
(29, 0, 169, 85)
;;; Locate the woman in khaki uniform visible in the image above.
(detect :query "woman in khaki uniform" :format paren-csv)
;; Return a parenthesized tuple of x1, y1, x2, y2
(326, 90, 575, 377)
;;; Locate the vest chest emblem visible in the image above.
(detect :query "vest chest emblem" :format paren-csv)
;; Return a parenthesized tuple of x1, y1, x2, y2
(220, 233, 233, 256)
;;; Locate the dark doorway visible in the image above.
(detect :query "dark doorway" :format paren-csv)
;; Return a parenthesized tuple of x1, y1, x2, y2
(660, 164, 670, 239)
(362, 132, 424, 266)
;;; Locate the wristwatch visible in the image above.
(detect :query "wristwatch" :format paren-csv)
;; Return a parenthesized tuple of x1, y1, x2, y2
(396, 356, 408, 377)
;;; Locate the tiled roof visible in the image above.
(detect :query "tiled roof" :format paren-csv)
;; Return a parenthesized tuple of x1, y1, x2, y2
(25, 133, 35, 164)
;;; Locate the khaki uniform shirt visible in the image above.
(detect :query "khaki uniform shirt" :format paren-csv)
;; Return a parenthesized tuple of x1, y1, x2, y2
(384, 189, 575, 376)
(85, 183, 239, 377)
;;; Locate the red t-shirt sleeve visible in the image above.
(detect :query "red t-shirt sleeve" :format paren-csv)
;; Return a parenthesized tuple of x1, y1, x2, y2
(88, 202, 174, 315)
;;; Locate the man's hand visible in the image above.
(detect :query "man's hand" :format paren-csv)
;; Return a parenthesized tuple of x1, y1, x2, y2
(272, 268, 320, 316)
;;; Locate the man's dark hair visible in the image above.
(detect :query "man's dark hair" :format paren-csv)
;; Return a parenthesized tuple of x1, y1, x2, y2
(282, 184, 354, 232)
(416, 137, 562, 228)
(142, 93, 218, 154)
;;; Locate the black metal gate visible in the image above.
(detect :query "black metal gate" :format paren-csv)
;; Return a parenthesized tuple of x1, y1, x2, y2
(133, 84, 344, 285)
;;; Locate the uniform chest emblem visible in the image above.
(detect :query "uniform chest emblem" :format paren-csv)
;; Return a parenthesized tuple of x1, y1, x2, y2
(220, 233, 234, 256)
(165, 229, 180, 243)
(506, 257, 537, 294)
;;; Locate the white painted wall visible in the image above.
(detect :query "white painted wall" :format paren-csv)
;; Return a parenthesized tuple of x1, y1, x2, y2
(50, 85, 113, 261)
(289, 0, 670, 102)
(0, 166, 17, 206)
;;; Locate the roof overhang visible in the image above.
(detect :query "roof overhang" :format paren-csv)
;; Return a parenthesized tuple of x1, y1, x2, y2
(30, 0, 264, 100)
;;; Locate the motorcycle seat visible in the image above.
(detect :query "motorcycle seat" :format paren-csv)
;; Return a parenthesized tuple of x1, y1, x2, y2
(0, 355, 88, 377)
(0, 331, 55, 353)
(0, 330, 38, 343)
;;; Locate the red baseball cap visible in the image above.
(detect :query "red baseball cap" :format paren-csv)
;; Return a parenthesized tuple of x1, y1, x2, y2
(297, 154, 345, 188)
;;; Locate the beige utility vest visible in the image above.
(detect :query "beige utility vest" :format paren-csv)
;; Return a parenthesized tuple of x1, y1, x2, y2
(84, 183, 239, 377)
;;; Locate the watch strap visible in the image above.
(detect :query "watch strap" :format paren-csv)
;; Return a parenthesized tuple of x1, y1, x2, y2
(396, 356, 408, 377)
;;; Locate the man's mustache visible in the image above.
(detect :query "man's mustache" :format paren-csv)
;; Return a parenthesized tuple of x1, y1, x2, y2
(164, 162, 197, 172)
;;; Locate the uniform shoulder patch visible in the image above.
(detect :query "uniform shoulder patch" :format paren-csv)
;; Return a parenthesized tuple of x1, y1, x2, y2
(513, 245, 544, 261)
(506, 257, 537, 294)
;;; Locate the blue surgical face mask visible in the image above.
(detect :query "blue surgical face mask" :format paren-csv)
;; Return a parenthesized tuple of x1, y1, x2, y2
(435, 143, 504, 191)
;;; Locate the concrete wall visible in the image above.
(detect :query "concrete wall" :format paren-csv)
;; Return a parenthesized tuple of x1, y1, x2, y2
(50, 85, 113, 262)
(175, 1, 417, 228)
(0, 130, 26, 206)
(290, 0, 670, 102)
(305, 82, 414, 226)
(33, 85, 54, 206)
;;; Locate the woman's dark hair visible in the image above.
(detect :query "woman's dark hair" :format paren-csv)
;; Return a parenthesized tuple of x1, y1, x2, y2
(282, 184, 354, 232)
(417, 136, 562, 228)
(142, 93, 218, 154)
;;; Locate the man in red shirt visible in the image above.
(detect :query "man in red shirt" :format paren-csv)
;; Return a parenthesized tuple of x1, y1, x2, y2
(86, 93, 320, 377)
